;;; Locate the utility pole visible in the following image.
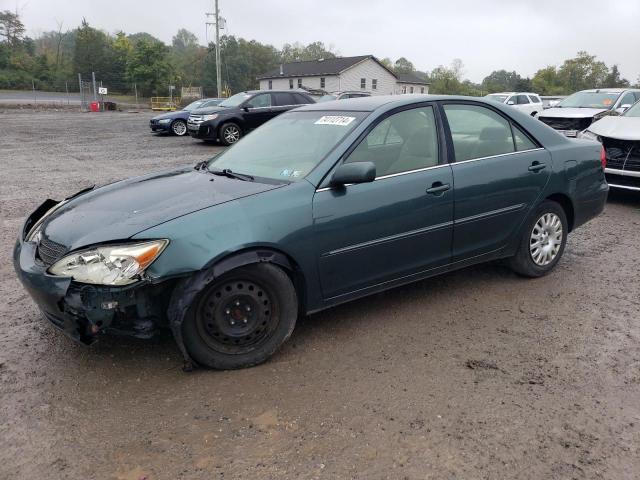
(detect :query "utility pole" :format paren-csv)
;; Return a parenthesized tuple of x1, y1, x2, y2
(206, 0, 224, 97)
(92, 71, 98, 102)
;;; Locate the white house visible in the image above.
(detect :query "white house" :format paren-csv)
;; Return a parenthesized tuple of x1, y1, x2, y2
(257, 55, 429, 96)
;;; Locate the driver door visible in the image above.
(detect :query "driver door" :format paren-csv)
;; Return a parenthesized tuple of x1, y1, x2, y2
(243, 93, 274, 130)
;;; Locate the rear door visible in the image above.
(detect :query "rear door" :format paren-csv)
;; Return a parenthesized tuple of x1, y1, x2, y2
(441, 101, 551, 262)
(515, 94, 533, 115)
(313, 104, 454, 300)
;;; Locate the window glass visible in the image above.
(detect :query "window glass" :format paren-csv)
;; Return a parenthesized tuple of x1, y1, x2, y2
(297, 79, 302, 88)
(619, 92, 635, 107)
(289, 79, 294, 89)
(361, 78, 366, 89)
(444, 104, 515, 161)
(513, 125, 537, 151)
(410, 87, 414, 94)
(345, 106, 439, 177)
(293, 93, 311, 104)
(268, 80, 273, 90)
(320, 77, 326, 89)
(516, 95, 530, 104)
(421, 87, 425, 93)
(528, 95, 541, 103)
(372, 79, 378, 90)
(273, 92, 294, 106)
(246, 93, 272, 108)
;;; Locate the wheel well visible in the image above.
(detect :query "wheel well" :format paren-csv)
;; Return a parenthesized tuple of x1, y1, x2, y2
(546, 193, 575, 231)
(207, 248, 307, 314)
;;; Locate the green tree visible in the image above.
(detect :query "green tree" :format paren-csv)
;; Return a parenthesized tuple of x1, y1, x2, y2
(558, 51, 608, 92)
(603, 64, 629, 88)
(73, 19, 116, 82)
(393, 57, 415, 74)
(127, 38, 173, 96)
(280, 41, 336, 62)
(531, 66, 564, 95)
(0, 10, 26, 45)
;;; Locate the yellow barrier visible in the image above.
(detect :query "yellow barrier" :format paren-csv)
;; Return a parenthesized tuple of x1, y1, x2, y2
(151, 97, 181, 111)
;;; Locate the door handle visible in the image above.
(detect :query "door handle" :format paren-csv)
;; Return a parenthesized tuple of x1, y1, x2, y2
(528, 162, 547, 172)
(426, 182, 451, 195)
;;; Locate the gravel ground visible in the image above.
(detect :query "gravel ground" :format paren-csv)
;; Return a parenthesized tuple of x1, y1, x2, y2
(1, 111, 639, 480)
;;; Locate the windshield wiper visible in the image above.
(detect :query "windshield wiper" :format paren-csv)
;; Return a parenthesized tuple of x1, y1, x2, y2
(210, 168, 254, 182)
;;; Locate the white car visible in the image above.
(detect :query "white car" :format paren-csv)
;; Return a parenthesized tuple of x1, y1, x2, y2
(485, 92, 544, 116)
(536, 88, 640, 138)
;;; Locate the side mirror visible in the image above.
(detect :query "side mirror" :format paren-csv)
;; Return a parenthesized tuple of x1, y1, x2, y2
(330, 162, 376, 186)
(243, 106, 250, 112)
(616, 104, 631, 114)
(506, 100, 515, 106)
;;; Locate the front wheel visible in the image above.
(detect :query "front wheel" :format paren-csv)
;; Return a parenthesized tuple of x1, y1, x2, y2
(509, 200, 568, 277)
(171, 119, 188, 136)
(182, 264, 298, 369)
(219, 122, 242, 146)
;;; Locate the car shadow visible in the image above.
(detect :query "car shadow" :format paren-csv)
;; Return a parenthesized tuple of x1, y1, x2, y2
(607, 189, 640, 207)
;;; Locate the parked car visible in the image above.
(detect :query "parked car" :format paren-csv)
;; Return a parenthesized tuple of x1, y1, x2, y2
(187, 90, 315, 145)
(150, 98, 223, 136)
(536, 88, 640, 137)
(485, 92, 544, 116)
(14, 95, 608, 370)
(317, 91, 372, 102)
(578, 99, 640, 192)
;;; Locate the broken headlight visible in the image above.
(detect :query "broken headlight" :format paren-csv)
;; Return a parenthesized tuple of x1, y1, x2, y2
(49, 240, 168, 286)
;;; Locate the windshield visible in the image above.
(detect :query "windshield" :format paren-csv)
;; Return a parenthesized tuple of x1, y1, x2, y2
(317, 94, 338, 103)
(624, 101, 640, 117)
(207, 111, 367, 182)
(558, 91, 619, 109)
(485, 94, 509, 104)
(183, 100, 206, 111)
(219, 92, 252, 108)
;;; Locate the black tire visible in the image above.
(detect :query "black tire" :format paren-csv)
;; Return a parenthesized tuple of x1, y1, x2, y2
(171, 119, 188, 136)
(219, 122, 242, 146)
(182, 264, 298, 369)
(509, 200, 568, 277)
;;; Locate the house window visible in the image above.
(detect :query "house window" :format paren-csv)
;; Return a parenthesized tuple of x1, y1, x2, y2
(320, 77, 326, 89)
(297, 78, 302, 88)
(402, 86, 407, 94)
(410, 86, 414, 94)
(372, 79, 377, 90)
(421, 87, 425, 93)
(268, 80, 273, 90)
(289, 79, 293, 89)
(361, 78, 366, 89)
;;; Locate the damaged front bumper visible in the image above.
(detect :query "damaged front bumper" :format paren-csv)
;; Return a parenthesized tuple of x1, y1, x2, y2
(13, 230, 173, 346)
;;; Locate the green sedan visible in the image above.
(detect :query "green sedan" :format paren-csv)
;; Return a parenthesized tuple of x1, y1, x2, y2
(14, 95, 608, 370)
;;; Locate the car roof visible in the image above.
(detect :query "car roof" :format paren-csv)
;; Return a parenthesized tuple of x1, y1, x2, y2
(296, 94, 497, 112)
(579, 88, 639, 94)
(489, 92, 539, 96)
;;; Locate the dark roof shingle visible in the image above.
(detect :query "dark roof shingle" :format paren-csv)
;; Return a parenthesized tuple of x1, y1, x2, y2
(395, 72, 430, 85)
(259, 55, 377, 79)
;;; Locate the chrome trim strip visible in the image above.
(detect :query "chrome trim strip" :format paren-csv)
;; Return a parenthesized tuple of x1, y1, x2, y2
(605, 168, 640, 178)
(607, 183, 640, 191)
(323, 221, 453, 257)
(452, 148, 545, 166)
(456, 203, 526, 225)
(315, 164, 449, 192)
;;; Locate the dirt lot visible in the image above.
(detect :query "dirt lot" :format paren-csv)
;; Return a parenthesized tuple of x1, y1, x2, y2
(1, 110, 639, 480)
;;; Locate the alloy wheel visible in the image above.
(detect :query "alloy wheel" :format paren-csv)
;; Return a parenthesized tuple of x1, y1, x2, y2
(172, 120, 187, 136)
(529, 212, 563, 266)
(223, 125, 241, 144)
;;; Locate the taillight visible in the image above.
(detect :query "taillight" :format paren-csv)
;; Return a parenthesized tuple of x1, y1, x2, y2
(600, 146, 607, 169)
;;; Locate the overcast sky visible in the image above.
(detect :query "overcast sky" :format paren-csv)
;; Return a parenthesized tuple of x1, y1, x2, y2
(10, 0, 640, 83)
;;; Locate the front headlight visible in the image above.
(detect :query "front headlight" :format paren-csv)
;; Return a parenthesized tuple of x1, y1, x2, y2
(158, 118, 172, 124)
(49, 240, 168, 286)
(203, 114, 218, 121)
(577, 130, 601, 143)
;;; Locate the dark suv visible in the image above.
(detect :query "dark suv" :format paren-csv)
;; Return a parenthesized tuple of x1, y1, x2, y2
(187, 90, 315, 145)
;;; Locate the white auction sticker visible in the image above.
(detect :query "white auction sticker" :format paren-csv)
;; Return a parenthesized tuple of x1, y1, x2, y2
(315, 116, 356, 126)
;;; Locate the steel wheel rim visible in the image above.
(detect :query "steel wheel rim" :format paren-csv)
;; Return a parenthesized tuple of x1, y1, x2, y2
(223, 126, 240, 144)
(173, 121, 187, 135)
(195, 279, 277, 354)
(529, 212, 563, 266)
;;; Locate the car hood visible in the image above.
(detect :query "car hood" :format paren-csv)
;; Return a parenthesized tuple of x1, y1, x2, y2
(41, 167, 282, 251)
(152, 110, 187, 120)
(538, 107, 608, 119)
(588, 116, 640, 140)
(189, 106, 230, 115)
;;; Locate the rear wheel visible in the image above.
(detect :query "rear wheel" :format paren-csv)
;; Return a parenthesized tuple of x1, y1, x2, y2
(182, 264, 298, 369)
(171, 119, 188, 136)
(509, 200, 568, 277)
(220, 122, 242, 146)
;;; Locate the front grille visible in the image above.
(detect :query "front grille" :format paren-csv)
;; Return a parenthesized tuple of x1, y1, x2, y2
(36, 237, 68, 267)
(188, 115, 204, 127)
(538, 116, 593, 132)
(603, 137, 640, 172)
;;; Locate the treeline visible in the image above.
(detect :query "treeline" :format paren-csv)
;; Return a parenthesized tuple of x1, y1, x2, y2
(0, 10, 636, 97)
